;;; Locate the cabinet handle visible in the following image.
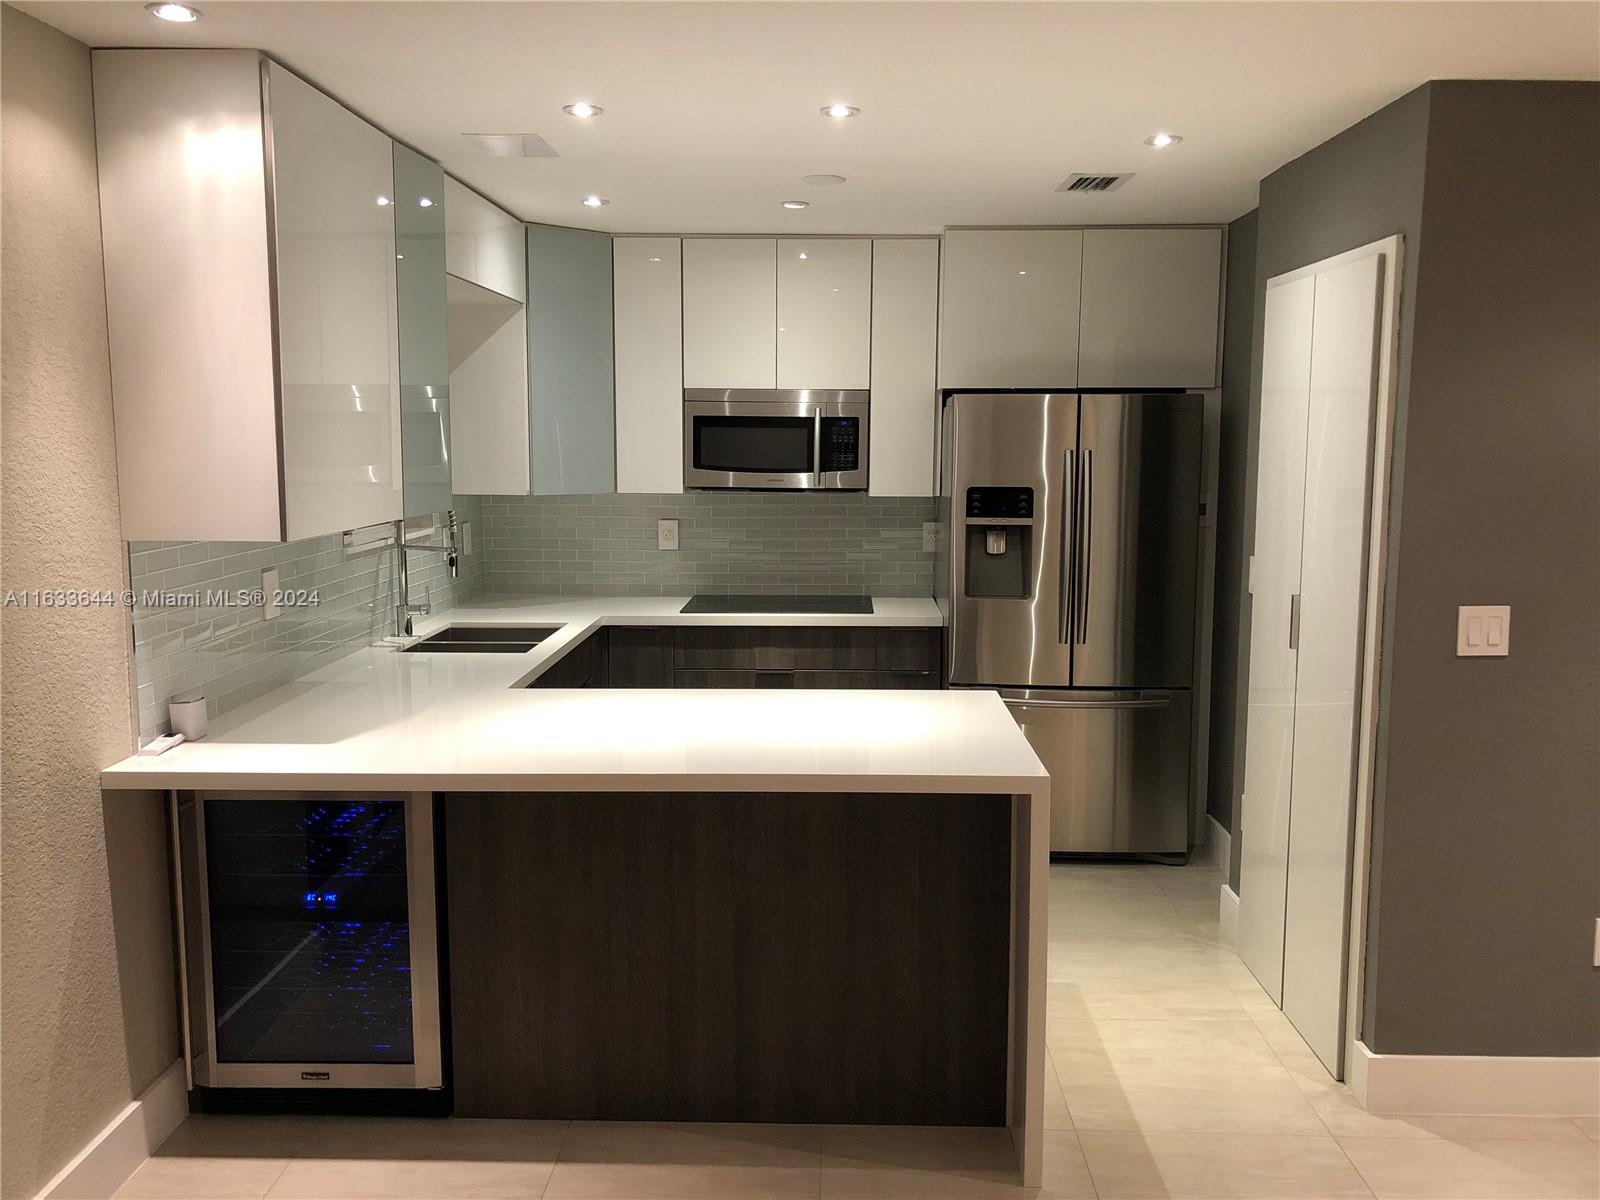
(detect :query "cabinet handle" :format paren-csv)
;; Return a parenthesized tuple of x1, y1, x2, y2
(1289, 593, 1302, 651)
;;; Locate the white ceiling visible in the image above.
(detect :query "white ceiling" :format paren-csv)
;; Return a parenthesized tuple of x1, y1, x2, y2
(23, 1, 1599, 234)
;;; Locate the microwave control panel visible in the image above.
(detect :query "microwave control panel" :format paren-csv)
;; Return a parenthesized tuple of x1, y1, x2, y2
(820, 417, 860, 473)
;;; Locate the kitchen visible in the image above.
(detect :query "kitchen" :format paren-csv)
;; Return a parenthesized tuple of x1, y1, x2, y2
(3, 4, 1597, 1199)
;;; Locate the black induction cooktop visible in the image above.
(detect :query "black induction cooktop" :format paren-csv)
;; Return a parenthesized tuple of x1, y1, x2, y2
(680, 594, 874, 615)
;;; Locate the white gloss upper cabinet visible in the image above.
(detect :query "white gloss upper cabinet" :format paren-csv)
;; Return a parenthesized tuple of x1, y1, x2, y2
(869, 239, 940, 496)
(92, 50, 402, 542)
(614, 238, 684, 494)
(776, 239, 871, 389)
(444, 177, 526, 303)
(939, 229, 1084, 389)
(682, 238, 777, 388)
(268, 61, 402, 540)
(1078, 228, 1223, 388)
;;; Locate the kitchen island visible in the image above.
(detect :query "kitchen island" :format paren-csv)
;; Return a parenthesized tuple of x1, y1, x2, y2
(100, 598, 1050, 1185)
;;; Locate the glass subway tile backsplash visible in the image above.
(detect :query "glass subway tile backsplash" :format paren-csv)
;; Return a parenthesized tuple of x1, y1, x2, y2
(126, 490, 938, 741)
(127, 498, 484, 740)
(476, 492, 938, 598)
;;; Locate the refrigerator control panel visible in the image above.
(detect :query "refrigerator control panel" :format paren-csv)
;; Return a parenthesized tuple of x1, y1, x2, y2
(965, 486, 1034, 522)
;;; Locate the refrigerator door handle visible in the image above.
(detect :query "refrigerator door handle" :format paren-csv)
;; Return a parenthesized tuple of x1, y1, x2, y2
(1059, 449, 1077, 644)
(1000, 691, 1174, 711)
(1076, 448, 1093, 644)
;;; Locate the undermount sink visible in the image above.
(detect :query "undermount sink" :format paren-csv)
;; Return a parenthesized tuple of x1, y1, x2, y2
(402, 625, 559, 654)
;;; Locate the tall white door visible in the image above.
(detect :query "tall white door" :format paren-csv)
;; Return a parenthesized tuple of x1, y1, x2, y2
(1281, 254, 1383, 1073)
(1237, 274, 1315, 1002)
(1237, 246, 1389, 1079)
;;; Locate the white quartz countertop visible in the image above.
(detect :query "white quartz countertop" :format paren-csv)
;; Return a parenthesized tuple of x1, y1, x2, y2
(102, 596, 1046, 795)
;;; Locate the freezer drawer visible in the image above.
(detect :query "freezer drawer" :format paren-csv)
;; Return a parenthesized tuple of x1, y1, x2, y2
(1000, 688, 1192, 854)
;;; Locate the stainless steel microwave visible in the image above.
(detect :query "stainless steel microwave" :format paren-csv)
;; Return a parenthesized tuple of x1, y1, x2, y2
(684, 389, 869, 490)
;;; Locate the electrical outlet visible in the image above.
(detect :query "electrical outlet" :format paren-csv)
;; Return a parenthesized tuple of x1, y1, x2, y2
(657, 519, 679, 551)
(922, 522, 939, 553)
(261, 568, 281, 620)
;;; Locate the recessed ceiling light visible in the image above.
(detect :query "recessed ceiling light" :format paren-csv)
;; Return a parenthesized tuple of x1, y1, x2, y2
(582, 195, 609, 208)
(802, 174, 847, 187)
(1144, 132, 1183, 148)
(417, 196, 434, 208)
(782, 200, 809, 210)
(146, 2, 200, 21)
(563, 102, 604, 119)
(375, 195, 392, 207)
(821, 103, 860, 119)
(798, 252, 809, 260)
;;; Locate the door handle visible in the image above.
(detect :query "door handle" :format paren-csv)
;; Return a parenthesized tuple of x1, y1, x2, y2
(812, 412, 824, 480)
(998, 694, 1177, 713)
(1076, 448, 1093, 644)
(1289, 593, 1302, 651)
(1002, 692, 1172, 711)
(1059, 449, 1076, 644)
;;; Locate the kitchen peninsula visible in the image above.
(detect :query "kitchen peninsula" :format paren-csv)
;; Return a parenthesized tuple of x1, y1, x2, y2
(100, 598, 1051, 1187)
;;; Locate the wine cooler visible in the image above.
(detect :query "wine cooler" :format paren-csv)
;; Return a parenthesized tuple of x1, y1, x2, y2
(175, 792, 442, 1089)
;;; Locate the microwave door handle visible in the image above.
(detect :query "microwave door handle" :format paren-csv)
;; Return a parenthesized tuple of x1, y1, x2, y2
(813, 410, 824, 480)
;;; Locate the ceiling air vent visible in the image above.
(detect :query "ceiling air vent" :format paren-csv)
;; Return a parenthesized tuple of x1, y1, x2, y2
(1056, 173, 1133, 194)
(461, 133, 559, 159)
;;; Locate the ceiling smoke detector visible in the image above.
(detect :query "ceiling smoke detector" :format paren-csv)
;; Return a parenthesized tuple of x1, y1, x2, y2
(461, 133, 560, 159)
(1055, 173, 1134, 194)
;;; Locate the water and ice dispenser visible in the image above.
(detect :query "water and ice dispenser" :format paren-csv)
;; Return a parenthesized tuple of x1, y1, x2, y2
(963, 486, 1035, 599)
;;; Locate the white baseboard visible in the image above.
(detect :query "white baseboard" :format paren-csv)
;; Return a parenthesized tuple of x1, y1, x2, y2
(1352, 1042, 1600, 1117)
(1204, 814, 1231, 874)
(1218, 884, 1240, 947)
(36, 1058, 187, 1200)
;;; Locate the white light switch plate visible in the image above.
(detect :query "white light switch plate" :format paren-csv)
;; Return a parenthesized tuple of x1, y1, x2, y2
(922, 522, 939, 553)
(657, 519, 679, 551)
(261, 568, 281, 620)
(1456, 604, 1509, 656)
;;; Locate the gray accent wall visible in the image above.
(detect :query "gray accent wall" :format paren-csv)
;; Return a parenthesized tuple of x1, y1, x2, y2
(1220, 80, 1600, 1055)
(477, 492, 937, 598)
(1360, 81, 1599, 1057)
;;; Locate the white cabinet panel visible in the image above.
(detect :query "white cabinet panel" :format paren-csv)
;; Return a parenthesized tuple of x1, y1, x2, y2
(1237, 273, 1315, 1004)
(92, 49, 283, 542)
(444, 177, 525, 302)
(1079, 228, 1223, 388)
(614, 237, 684, 494)
(446, 275, 528, 495)
(939, 229, 1082, 389)
(683, 238, 777, 388)
(776, 239, 871, 389)
(267, 61, 403, 540)
(868, 239, 940, 497)
(1282, 253, 1383, 1074)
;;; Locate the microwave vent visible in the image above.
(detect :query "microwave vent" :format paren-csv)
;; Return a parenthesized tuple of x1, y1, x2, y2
(1056, 173, 1133, 194)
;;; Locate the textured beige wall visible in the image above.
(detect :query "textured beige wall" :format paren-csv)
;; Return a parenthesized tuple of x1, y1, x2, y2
(2, 7, 180, 1196)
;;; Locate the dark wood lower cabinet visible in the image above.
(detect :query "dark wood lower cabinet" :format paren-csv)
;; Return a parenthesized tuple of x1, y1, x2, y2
(444, 791, 1010, 1125)
(534, 626, 944, 691)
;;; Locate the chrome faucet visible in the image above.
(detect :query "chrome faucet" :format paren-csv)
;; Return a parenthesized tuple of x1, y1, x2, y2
(394, 511, 459, 638)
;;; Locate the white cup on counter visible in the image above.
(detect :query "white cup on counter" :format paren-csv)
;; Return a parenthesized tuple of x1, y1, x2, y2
(168, 694, 208, 741)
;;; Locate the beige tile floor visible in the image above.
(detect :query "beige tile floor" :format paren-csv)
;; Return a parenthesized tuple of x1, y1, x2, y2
(116, 857, 1598, 1199)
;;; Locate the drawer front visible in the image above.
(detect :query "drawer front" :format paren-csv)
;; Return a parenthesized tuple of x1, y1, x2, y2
(876, 669, 940, 690)
(673, 669, 796, 689)
(791, 670, 879, 689)
(607, 627, 675, 688)
(875, 628, 942, 672)
(674, 627, 878, 671)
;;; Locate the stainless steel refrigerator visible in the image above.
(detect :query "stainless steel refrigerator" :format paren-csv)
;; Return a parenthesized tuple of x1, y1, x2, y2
(940, 391, 1204, 855)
